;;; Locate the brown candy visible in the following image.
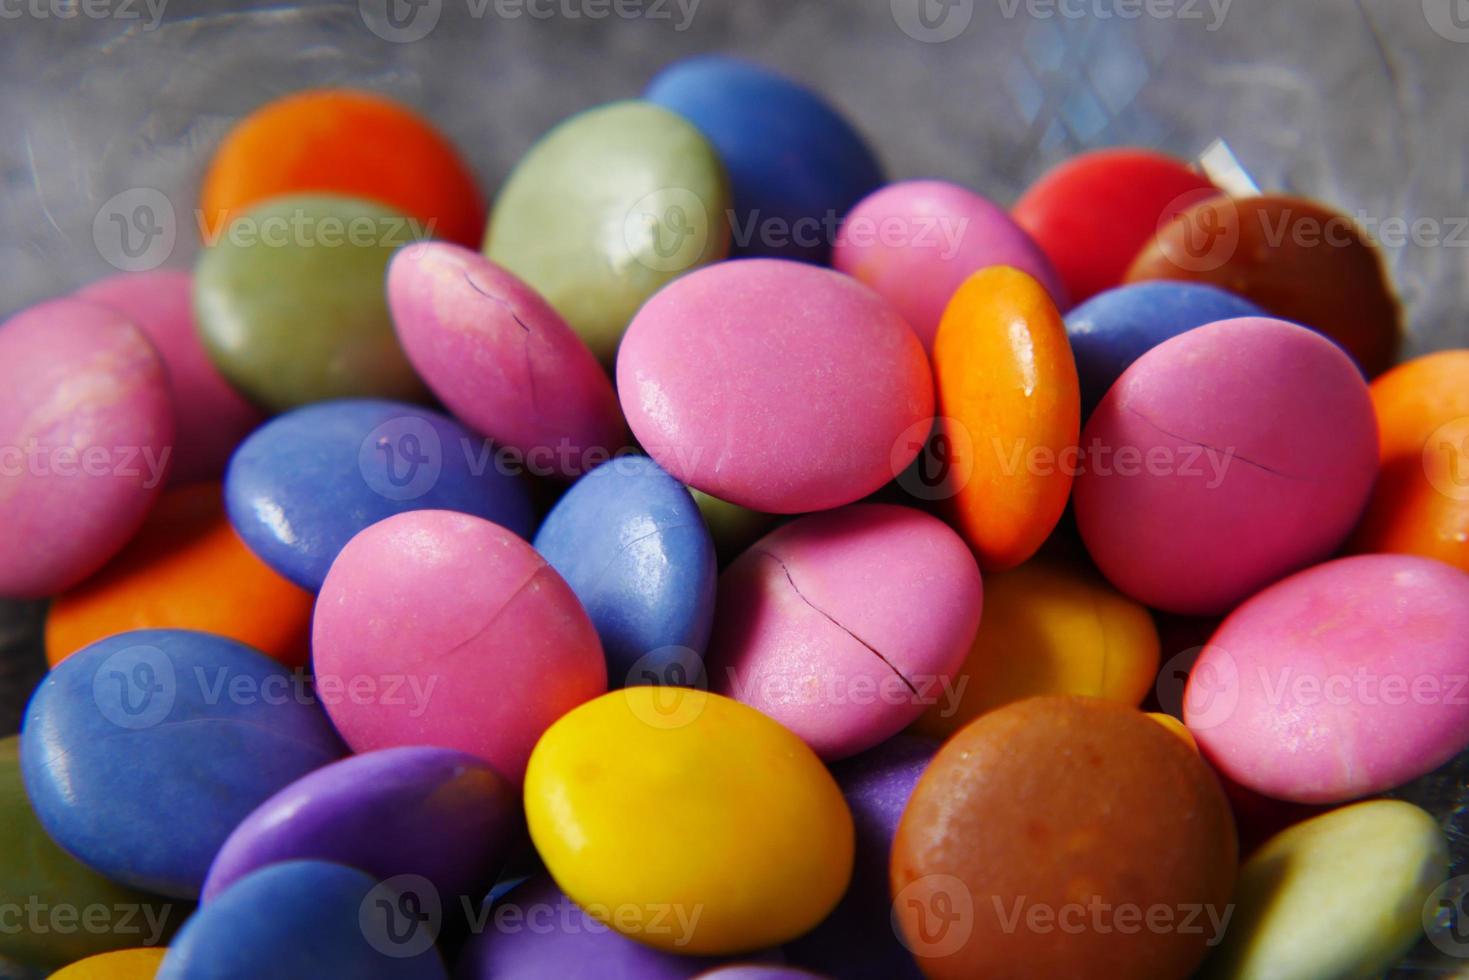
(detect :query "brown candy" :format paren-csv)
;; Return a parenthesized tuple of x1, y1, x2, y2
(1124, 194, 1401, 377)
(891, 696, 1237, 980)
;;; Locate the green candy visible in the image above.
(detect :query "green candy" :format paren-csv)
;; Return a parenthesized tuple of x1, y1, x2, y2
(485, 100, 730, 363)
(0, 736, 185, 970)
(1204, 799, 1445, 980)
(195, 194, 428, 411)
(690, 487, 776, 565)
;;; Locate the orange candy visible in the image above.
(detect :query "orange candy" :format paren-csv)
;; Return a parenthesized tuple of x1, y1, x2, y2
(46, 483, 313, 668)
(200, 89, 484, 247)
(1351, 350, 1469, 571)
(931, 266, 1080, 570)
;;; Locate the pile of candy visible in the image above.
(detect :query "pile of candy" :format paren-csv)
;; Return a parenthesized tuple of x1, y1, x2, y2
(4, 53, 1466, 980)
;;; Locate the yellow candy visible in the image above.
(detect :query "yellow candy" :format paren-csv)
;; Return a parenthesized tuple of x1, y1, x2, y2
(913, 557, 1158, 738)
(524, 688, 854, 954)
(49, 947, 167, 979)
(1148, 712, 1198, 751)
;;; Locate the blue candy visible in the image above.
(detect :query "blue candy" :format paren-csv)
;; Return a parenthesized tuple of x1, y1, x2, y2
(646, 56, 884, 264)
(533, 455, 716, 687)
(158, 860, 447, 979)
(19, 630, 343, 898)
(1065, 282, 1268, 416)
(224, 399, 535, 591)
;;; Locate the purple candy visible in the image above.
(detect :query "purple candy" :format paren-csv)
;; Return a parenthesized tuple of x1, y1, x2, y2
(694, 969, 829, 979)
(786, 735, 936, 980)
(203, 746, 517, 904)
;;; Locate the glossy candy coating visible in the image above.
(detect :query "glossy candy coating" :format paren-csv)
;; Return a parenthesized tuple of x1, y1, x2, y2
(524, 688, 854, 955)
(912, 557, 1157, 739)
(1074, 316, 1378, 614)
(932, 266, 1079, 570)
(20, 630, 344, 898)
(1125, 194, 1402, 376)
(1187, 554, 1469, 803)
(46, 483, 314, 669)
(313, 510, 606, 784)
(0, 299, 174, 598)
(618, 259, 934, 514)
(533, 455, 717, 685)
(484, 100, 730, 363)
(203, 746, 517, 904)
(1064, 281, 1266, 417)
(893, 696, 1237, 980)
(200, 88, 484, 247)
(387, 242, 625, 478)
(646, 56, 883, 265)
(224, 399, 534, 591)
(833, 179, 1066, 350)
(157, 861, 447, 980)
(76, 270, 263, 485)
(194, 194, 427, 411)
(1013, 149, 1217, 303)
(49, 947, 168, 979)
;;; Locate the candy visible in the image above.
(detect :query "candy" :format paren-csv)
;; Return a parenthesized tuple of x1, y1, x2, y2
(76, 270, 263, 485)
(1351, 350, 1469, 572)
(387, 242, 625, 478)
(1186, 554, 1469, 803)
(785, 736, 935, 980)
(646, 56, 884, 265)
(157, 861, 447, 979)
(833, 180, 1066, 350)
(533, 455, 717, 686)
(892, 696, 1236, 980)
(1125, 194, 1402, 376)
(199, 88, 484, 248)
(46, 483, 313, 669)
(0, 300, 173, 598)
(484, 101, 730, 363)
(618, 259, 933, 513)
(690, 489, 776, 565)
(708, 504, 980, 759)
(48, 948, 167, 979)
(1064, 281, 1266, 418)
(20, 630, 343, 898)
(911, 557, 1157, 739)
(1074, 316, 1377, 614)
(695, 969, 828, 979)
(932, 266, 1079, 570)
(524, 688, 854, 954)
(224, 399, 534, 591)
(0, 737, 181, 970)
(313, 510, 606, 784)
(1202, 800, 1445, 980)
(202, 747, 517, 904)
(1012, 149, 1217, 304)
(456, 875, 736, 979)
(194, 194, 427, 412)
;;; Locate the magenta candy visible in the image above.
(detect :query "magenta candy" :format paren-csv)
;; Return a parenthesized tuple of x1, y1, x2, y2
(388, 242, 626, 478)
(832, 180, 1067, 349)
(0, 299, 174, 597)
(616, 259, 934, 514)
(708, 504, 980, 760)
(1187, 554, 1469, 803)
(312, 510, 607, 783)
(75, 270, 263, 484)
(1073, 317, 1377, 615)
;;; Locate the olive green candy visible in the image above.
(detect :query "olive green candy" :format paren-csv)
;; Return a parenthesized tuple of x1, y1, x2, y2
(690, 487, 775, 565)
(1203, 799, 1445, 980)
(0, 736, 185, 970)
(195, 194, 428, 411)
(485, 100, 730, 363)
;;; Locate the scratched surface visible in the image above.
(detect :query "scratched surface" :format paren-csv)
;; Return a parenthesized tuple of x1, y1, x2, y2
(2, 1, 1469, 975)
